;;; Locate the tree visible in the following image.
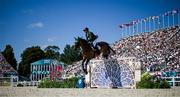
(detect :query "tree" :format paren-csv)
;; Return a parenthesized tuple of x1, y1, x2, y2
(2, 44, 17, 70)
(44, 45, 60, 60)
(18, 46, 45, 77)
(60, 44, 82, 65)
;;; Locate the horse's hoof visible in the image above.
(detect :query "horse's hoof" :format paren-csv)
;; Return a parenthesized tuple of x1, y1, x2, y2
(85, 71, 88, 75)
(83, 69, 88, 75)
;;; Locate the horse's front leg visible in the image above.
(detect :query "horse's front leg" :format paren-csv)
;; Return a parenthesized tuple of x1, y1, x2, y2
(84, 59, 90, 75)
(82, 58, 86, 73)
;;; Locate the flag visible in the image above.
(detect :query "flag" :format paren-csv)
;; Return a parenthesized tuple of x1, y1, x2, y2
(172, 9, 178, 14)
(152, 16, 156, 20)
(168, 11, 172, 15)
(149, 16, 153, 20)
(140, 19, 143, 22)
(124, 23, 131, 27)
(137, 19, 141, 23)
(132, 20, 137, 24)
(164, 12, 168, 16)
(143, 18, 149, 22)
(164, 11, 172, 16)
(119, 24, 125, 28)
(155, 16, 159, 19)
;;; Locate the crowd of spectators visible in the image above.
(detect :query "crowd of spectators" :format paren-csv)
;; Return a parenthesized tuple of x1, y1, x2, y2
(0, 53, 18, 77)
(111, 26, 180, 77)
(63, 61, 83, 78)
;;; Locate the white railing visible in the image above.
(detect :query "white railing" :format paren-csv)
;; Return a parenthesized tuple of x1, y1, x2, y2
(0, 77, 11, 86)
(0, 76, 19, 87)
(0, 76, 41, 87)
(18, 81, 41, 86)
(161, 77, 180, 87)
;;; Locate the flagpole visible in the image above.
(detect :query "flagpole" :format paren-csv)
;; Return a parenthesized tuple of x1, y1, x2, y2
(127, 26, 129, 37)
(146, 19, 148, 32)
(153, 18, 155, 31)
(120, 28, 123, 38)
(177, 10, 180, 26)
(127, 27, 129, 37)
(149, 18, 151, 32)
(157, 16, 160, 30)
(132, 24, 135, 36)
(136, 22, 138, 35)
(131, 26, 133, 36)
(168, 14, 170, 27)
(130, 26, 131, 36)
(132, 24, 135, 35)
(124, 27, 126, 38)
(126, 27, 128, 38)
(122, 28, 123, 39)
(126, 26, 127, 37)
(173, 13, 175, 27)
(178, 11, 180, 26)
(141, 20, 143, 33)
(178, 10, 180, 26)
(158, 15, 161, 29)
(145, 20, 146, 32)
(131, 25, 133, 36)
(128, 26, 129, 37)
(162, 15, 164, 28)
(123, 28, 125, 39)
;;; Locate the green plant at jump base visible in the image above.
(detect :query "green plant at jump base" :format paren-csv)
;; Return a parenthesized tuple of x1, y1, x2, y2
(136, 72, 170, 89)
(38, 77, 78, 88)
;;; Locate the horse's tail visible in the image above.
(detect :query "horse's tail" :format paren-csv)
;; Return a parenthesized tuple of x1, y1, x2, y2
(94, 42, 99, 49)
(109, 46, 116, 54)
(95, 42, 116, 54)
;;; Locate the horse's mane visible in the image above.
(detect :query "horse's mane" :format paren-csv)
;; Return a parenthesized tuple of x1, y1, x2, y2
(77, 37, 88, 43)
(78, 37, 86, 41)
(96, 41, 109, 46)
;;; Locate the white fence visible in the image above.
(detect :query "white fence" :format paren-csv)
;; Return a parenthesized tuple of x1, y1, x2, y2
(0, 76, 18, 87)
(0, 77, 11, 86)
(0, 76, 40, 87)
(18, 81, 40, 86)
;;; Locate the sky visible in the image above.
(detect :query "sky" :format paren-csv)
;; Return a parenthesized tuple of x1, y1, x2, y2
(0, 0, 180, 62)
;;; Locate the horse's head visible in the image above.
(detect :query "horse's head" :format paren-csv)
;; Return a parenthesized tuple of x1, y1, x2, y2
(74, 37, 93, 52)
(74, 37, 81, 50)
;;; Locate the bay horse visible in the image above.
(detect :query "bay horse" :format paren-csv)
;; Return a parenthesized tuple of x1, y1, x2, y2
(74, 37, 115, 74)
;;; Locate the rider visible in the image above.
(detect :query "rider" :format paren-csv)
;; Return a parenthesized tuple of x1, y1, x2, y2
(83, 27, 98, 49)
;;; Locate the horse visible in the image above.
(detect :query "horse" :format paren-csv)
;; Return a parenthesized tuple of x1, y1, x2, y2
(74, 37, 115, 74)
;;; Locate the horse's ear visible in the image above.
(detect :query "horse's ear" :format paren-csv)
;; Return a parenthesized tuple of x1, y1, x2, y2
(74, 37, 77, 41)
(77, 37, 80, 41)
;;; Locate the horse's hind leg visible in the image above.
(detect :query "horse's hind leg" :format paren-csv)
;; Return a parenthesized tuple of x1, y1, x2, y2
(102, 53, 108, 59)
